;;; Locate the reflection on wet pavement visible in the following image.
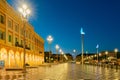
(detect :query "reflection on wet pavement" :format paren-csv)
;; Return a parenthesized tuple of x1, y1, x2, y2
(0, 63, 120, 80)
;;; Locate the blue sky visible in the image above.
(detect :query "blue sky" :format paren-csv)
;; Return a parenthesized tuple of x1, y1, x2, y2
(7, 0, 120, 55)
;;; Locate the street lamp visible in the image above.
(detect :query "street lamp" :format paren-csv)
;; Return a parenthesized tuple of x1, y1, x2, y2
(94, 54, 97, 62)
(19, 4, 31, 73)
(80, 28, 85, 65)
(61, 51, 64, 62)
(47, 35, 53, 63)
(73, 49, 76, 53)
(114, 48, 118, 59)
(99, 53, 101, 56)
(55, 44, 59, 62)
(105, 51, 108, 60)
(99, 53, 102, 62)
(95, 54, 97, 57)
(96, 44, 99, 63)
(86, 51, 88, 56)
(114, 48, 118, 71)
(73, 49, 76, 61)
(59, 49, 62, 62)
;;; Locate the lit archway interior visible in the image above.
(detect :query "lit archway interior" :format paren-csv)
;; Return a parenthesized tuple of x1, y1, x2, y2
(0, 48, 7, 67)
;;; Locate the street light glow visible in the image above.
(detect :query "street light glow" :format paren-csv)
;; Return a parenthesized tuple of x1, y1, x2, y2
(26, 9, 31, 14)
(105, 51, 108, 55)
(18, 8, 23, 13)
(47, 35, 53, 44)
(22, 4, 27, 9)
(73, 49, 76, 53)
(59, 49, 62, 53)
(61, 52, 64, 54)
(95, 54, 97, 57)
(18, 4, 31, 18)
(55, 44, 59, 50)
(114, 48, 118, 53)
(99, 53, 101, 56)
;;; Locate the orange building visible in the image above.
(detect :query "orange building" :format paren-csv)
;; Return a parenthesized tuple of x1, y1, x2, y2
(0, 0, 44, 68)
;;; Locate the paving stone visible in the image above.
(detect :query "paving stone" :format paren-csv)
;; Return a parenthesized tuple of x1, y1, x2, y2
(0, 63, 120, 80)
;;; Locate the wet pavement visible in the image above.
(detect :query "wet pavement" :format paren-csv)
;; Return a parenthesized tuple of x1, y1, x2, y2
(0, 63, 120, 80)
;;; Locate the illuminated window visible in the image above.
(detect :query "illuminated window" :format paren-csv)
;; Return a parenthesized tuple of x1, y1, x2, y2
(21, 40, 23, 45)
(26, 31, 28, 37)
(28, 33, 30, 39)
(8, 35, 12, 42)
(15, 37, 19, 46)
(20, 28, 24, 35)
(29, 44, 30, 48)
(15, 24, 19, 32)
(8, 19, 12, 29)
(32, 44, 34, 50)
(15, 37, 18, 43)
(0, 30, 5, 40)
(27, 31, 30, 39)
(0, 14, 4, 24)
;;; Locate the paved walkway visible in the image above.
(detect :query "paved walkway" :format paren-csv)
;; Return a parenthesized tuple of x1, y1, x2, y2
(0, 63, 120, 80)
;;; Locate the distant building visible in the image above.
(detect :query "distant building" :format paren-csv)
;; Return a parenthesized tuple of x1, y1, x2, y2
(65, 53, 73, 61)
(44, 52, 73, 63)
(0, 0, 44, 68)
(76, 51, 120, 62)
(76, 53, 93, 61)
(100, 51, 120, 59)
(44, 52, 61, 63)
(44, 51, 52, 63)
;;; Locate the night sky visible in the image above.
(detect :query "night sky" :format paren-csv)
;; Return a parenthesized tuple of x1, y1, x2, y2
(7, 0, 120, 55)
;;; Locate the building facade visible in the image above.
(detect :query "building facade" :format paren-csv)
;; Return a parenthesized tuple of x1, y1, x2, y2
(0, 0, 44, 68)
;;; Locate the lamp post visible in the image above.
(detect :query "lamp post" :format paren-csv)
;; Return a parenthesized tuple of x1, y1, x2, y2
(95, 54, 97, 58)
(55, 44, 59, 62)
(96, 44, 99, 63)
(114, 48, 118, 59)
(99, 53, 101, 61)
(19, 4, 31, 73)
(61, 51, 64, 62)
(114, 48, 118, 71)
(99, 53, 101, 56)
(80, 28, 85, 65)
(47, 35, 53, 63)
(73, 49, 76, 61)
(59, 49, 62, 62)
(105, 51, 108, 60)
(86, 51, 88, 57)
